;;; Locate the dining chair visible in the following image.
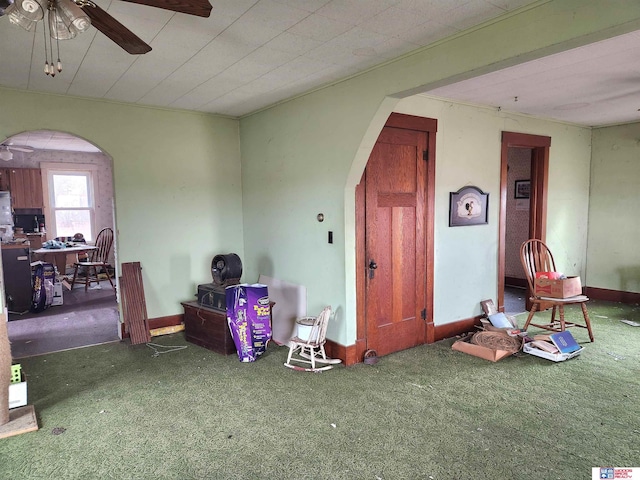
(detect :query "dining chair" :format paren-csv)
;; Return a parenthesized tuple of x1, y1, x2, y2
(520, 239, 594, 341)
(70, 227, 115, 291)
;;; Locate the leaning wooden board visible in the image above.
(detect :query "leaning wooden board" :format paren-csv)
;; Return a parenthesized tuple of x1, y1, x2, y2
(120, 262, 151, 345)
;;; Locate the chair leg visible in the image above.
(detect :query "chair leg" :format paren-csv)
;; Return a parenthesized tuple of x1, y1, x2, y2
(286, 343, 295, 365)
(581, 303, 594, 342)
(523, 303, 538, 330)
(318, 345, 328, 361)
(94, 265, 101, 289)
(309, 346, 316, 371)
(84, 266, 91, 291)
(71, 264, 80, 289)
(104, 266, 115, 289)
(559, 305, 566, 331)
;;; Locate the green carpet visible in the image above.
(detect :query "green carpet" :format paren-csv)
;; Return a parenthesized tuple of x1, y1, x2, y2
(1, 299, 639, 479)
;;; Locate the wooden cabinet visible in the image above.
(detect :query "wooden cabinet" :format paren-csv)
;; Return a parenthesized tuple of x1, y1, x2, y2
(7, 168, 44, 209)
(0, 168, 10, 192)
(181, 301, 236, 355)
(14, 232, 45, 249)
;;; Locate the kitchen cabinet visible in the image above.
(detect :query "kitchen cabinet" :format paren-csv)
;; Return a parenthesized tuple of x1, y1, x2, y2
(8, 168, 43, 209)
(0, 168, 10, 191)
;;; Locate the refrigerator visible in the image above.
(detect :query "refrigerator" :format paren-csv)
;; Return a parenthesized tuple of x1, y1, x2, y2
(0, 191, 12, 241)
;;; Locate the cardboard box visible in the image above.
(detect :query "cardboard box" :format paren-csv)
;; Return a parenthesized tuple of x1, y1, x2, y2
(9, 372, 27, 409)
(451, 334, 517, 362)
(534, 276, 582, 298)
(523, 342, 583, 362)
(52, 280, 63, 306)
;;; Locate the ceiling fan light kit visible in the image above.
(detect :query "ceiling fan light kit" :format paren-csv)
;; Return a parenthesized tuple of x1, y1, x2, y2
(1, 0, 212, 76)
(0, 147, 13, 162)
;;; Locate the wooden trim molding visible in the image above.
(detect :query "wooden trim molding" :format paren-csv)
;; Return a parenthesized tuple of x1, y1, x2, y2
(385, 112, 438, 132)
(326, 315, 481, 366)
(121, 313, 183, 339)
(585, 287, 640, 304)
(324, 339, 361, 366)
(433, 316, 483, 343)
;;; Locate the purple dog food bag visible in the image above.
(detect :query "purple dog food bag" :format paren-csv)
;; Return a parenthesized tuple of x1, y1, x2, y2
(226, 284, 271, 362)
(246, 284, 271, 357)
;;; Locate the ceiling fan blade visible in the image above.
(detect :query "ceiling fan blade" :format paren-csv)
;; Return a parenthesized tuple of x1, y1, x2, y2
(0, 144, 32, 153)
(120, 0, 212, 18)
(7, 145, 34, 153)
(82, 4, 152, 55)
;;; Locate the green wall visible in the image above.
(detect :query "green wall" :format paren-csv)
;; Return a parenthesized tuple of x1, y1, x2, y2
(3, 0, 640, 345)
(0, 88, 243, 319)
(395, 95, 591, 322)
(588, 124, 640, 293)
(240, 0, 640, 345)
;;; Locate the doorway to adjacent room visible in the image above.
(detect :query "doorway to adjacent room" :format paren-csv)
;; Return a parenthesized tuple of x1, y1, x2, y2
(2, 130, 120, 357)
(498, 131, 551, 315)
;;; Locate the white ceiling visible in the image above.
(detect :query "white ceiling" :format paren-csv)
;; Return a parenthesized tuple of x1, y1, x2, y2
(427, 29, 640, 128)
(2, 131, 101, 152)
(0, 0, 538, 119)
(1, 0, 639, 153)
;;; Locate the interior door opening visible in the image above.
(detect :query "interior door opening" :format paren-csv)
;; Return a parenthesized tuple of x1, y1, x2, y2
(499, 132, 550, 314)
(504, 147, 531, 315)
(2, 130, 120, 358)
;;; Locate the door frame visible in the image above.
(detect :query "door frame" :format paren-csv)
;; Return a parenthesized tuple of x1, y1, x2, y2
(355, 113, 437, 362)
(498, 131, 551, 312)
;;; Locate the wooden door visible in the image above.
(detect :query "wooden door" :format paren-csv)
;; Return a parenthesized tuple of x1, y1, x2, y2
(363, 126, 428, 357)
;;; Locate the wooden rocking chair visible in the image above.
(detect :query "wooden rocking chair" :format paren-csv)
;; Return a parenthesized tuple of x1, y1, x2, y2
(520, 239, 594, 341)
(284, 306, 342, 372)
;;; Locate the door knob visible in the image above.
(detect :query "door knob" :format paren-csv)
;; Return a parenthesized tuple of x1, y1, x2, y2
(368, 260, 377, 279)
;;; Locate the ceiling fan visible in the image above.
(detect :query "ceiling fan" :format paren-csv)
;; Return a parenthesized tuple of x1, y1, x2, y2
(0, 144, 34, 161)
(0, 0, 212, 56)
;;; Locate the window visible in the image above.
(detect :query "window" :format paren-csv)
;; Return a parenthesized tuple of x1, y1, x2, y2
(47, 168, 95, 241)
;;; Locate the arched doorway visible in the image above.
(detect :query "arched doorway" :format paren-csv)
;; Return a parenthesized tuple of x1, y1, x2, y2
(2, 130, 120, 357)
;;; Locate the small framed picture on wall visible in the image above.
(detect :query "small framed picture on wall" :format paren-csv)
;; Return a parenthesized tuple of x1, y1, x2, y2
(449, 185, 489, 227)
(514, 180, 530, 199)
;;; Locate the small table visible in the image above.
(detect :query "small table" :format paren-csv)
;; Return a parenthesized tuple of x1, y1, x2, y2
(32, 244, 97, 276)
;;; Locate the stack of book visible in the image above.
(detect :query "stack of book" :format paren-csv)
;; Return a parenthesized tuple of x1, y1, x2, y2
(523, 331, 584, 361)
